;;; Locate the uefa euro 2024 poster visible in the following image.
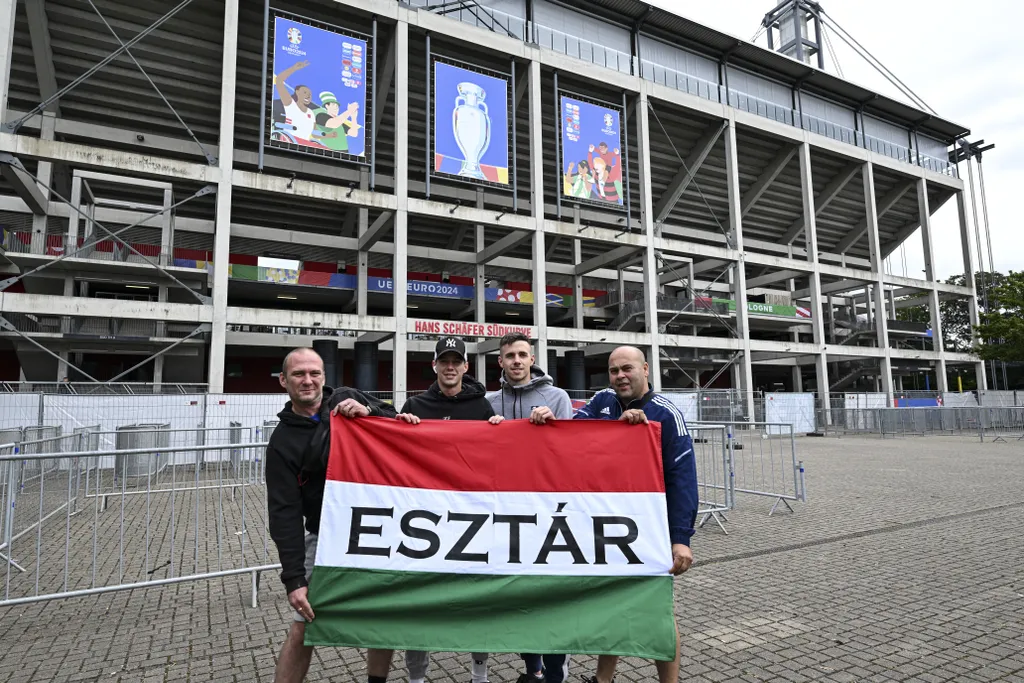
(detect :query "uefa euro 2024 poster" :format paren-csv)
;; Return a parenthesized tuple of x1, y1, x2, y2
(560, 96, 623, 205)
(271, 17, 367, 158)
(433, 62, 509, 185)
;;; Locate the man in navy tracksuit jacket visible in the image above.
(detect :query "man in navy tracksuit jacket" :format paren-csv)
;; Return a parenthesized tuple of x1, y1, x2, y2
(529, 345, 698, 683)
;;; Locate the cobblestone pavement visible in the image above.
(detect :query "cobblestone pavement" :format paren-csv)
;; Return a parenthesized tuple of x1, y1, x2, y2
(1, 437, 1022, 682)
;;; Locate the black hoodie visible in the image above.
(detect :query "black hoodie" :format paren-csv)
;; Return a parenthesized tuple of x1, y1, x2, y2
(266, 386, 397, 593)
(400, 374, 495, 420)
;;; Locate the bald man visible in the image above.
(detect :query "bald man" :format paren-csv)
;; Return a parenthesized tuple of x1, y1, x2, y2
(529, 346, 698, 683)
(267, 347, 398, 683)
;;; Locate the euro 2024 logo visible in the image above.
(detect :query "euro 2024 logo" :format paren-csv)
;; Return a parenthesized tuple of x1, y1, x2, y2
(601, 111, 616, 136)
(287, 27, 302, 45)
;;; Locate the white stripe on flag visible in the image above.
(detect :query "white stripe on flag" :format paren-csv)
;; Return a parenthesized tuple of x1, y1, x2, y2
(317, 481, 672, 577)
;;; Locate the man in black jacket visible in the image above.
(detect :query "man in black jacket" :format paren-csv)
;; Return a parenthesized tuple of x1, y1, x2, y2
(378, 336, 502, 683)
(266, 347, 397, 683)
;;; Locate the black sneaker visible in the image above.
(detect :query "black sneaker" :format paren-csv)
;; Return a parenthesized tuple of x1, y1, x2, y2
(518, 675, 545, 683)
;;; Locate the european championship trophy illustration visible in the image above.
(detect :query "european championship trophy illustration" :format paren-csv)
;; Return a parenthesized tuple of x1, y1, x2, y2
(452, 81, 491, 179)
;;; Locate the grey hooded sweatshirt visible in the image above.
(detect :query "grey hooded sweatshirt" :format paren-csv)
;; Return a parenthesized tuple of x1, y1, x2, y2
(486, 366, 575, 420)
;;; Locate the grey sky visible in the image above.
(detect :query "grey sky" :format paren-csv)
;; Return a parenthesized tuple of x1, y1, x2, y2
(646, 0, 1022, 281)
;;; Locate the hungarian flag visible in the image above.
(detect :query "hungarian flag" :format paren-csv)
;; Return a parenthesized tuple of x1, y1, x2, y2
(304, 416, 677, 660)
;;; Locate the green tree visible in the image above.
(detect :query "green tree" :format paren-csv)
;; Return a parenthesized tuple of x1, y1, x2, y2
(974, 270, 1024, 362)
(941, 271, 1005, 352)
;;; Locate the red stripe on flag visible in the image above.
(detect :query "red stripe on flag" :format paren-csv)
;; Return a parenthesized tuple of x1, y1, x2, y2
(327, 416, 664, 493)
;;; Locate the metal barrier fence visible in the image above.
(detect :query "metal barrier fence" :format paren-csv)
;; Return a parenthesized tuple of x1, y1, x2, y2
(690, 425, 732, 534)
(693, 421, 805, 515)
(0, 441, 275, 608)
(821, 407, 1024, 442)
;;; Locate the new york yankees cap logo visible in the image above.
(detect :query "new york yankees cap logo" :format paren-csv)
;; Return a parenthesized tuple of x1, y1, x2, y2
(434, 336, 467, 361)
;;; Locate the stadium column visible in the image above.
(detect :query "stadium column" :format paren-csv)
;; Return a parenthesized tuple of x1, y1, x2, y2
(573, 238, 584, 327)
(475, 188, 487, 381)
(0, 0, 14, 117)
(723, 116, 754, 420)
(207, 0, 239, 393)
(798, 143, 830, 418)
(636, 89, 661, 390)
(357, 168, 369, 316)
(528, 59, 547, 363)
(861, 162, 894, 401)
(392, 18, 409, 409)
(29, 115, 55, 255)
(956, 190, 987, 389)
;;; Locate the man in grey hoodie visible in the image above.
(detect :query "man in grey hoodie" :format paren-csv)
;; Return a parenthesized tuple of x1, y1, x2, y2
(485, 331, 574, 683)
(487, 332, 575, 422)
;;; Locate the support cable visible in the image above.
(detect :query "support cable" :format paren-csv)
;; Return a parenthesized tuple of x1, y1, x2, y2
(646, 103, 732, 245)
(86, 0, 215, 164)
(0, 167, 214, 304)
(3, 0, 195, 133)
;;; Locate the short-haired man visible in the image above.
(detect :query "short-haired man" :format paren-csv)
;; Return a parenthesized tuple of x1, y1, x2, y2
(530, 345, 698, 683)
(370, 336, 503, 683)
(486, 331, 573, 683)
(266, 347, 398, 683)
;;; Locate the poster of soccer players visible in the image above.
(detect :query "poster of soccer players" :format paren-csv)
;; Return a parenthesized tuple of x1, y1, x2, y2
(432, 61, 510, 186)
(270, 15, 368, 159)
(560, 95, 624, 206)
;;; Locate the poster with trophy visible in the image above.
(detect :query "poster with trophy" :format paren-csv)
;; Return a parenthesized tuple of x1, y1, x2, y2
(269, 14, 369, 160)
(432, 60, 510, 186)
(560, 95, 624, 206)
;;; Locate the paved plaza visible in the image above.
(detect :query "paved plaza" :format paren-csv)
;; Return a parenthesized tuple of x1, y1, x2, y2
(1, 436, 1023, 682)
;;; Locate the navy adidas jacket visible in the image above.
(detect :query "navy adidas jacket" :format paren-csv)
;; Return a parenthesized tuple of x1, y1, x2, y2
(574, 388, 699, 547)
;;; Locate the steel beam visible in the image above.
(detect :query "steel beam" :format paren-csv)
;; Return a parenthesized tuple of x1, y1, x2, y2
(781, 161, 860, 244)
(574, 245, 639, 276)
(652, 121, 726, 222)
(740, 144, 797, 217)
(834, 178, 915, 254)
(0, 154, 48, 214)
(357, 211, 395, 251)
(476, 230, 532, 265)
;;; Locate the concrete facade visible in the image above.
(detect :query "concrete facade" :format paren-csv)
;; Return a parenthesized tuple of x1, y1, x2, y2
(0, 0, 986, 406)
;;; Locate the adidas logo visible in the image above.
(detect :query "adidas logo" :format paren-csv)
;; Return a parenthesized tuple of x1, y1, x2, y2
(600, 407, 611, 415)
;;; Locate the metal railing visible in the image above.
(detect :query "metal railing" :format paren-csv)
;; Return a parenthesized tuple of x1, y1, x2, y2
(0, 382, 210, 395)
(820, 406, 1024, 442)
(0, 441, 274, 608)
(691, 424, 732, 534)
(693, 421, 805, 515)
(640, 59, 721, 103)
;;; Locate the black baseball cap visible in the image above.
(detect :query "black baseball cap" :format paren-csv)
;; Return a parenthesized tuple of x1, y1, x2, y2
(434, 336, 467, 362)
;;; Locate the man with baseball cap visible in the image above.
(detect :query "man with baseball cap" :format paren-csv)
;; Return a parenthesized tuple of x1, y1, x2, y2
(366, 336, 503, 683)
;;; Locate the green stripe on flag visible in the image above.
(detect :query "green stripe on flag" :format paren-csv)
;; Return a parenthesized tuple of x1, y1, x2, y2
(304, 567, 676, 660)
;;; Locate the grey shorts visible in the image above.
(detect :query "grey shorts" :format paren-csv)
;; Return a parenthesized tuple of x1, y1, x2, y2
(292, 533, 318, 623)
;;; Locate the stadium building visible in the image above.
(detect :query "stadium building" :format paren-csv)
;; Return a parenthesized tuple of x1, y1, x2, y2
(0, 0, 988, 418)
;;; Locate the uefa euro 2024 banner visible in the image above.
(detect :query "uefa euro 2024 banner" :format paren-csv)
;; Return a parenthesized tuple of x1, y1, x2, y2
(271, 16, 367, 158)
(561, 96, 623, 205)
(433, 62, 509, 185)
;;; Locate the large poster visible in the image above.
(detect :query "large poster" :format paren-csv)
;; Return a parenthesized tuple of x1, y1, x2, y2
(560, 95, 624, 205)
(433, 61, 510, 185)
(270, 16, 368, 158)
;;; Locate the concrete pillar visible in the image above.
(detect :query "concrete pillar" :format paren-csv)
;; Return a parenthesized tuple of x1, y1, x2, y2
(160, 188, 173, 267)
(636, 91, 661, 389)
(791, 364, 802, 392)
(152, 355, 164, 393)
(573, 239, 585, 326)
(917, 178, 947, 391)
(724, 117, 754, 419)
(475, 188, 487, 381)
(29, 114, 56, 255)
(862, 162, 894, 401)
(392, 19, 410, 408)
(313, 339, 340, 388)
(357, 168, 370, 317)
(566, 350, 586, 395)
(353, 341, 378, 392)
(797, 144, 830, 412)
(547, 349, 558, 385)
(955, 191, 986, 388)
(206, 0, 239, 393)
(67, 175, 82, 251)
(0, 0, 16, 118)
(528, 60, 547, 363)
